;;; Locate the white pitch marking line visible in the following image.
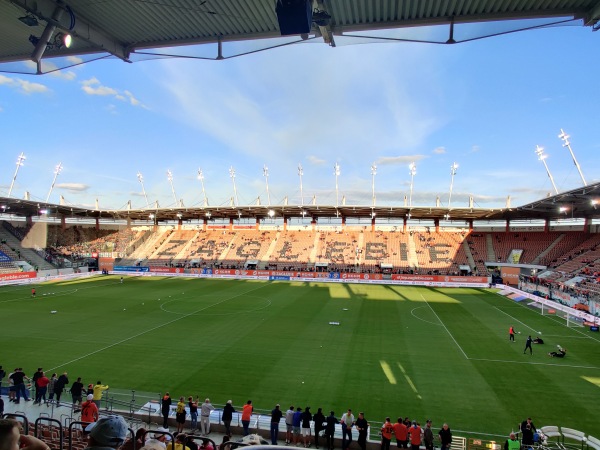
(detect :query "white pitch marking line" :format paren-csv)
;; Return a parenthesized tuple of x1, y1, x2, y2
(468, 357, 600, 370)
(420, 293, 468, 359)
(410, 306, 442, 326)
(47, 282, 271, 372)
(493, 306, 540, 334)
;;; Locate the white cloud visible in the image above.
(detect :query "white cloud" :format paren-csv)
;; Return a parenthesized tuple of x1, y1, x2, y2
(375, 155, 427, 166)
(160, 44, 446, 166)
(307, 155, 326, 165)
(55, 183, 90, 192)
(0, 74, 49, 94)
(471, 145, 480, 153)
(23, 60, 76, 80)
(80, 77, 145, 107)
(67, 55, 84, 65)
(433, 147, 446, 154)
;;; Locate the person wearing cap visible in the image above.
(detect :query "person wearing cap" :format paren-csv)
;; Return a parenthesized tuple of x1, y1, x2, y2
(423, 420, 434, 450)
(152, 427, 172, 446)
(200, 398, 215, 435)
(0, 418, 50, 450)
(221, 400, 235, 437)
(438, 423, 452, 450)
(393, 417, 408, 449)
(85, 414, 128, 449)
(408, 421, 421, 450)
(340, 409, 355, 450)
(270, 403, 283, 445)
(381, 417, 394, 450)
(82, 394, 100, 426)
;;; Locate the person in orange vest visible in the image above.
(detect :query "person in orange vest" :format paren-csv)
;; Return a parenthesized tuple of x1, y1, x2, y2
(509, 326, 516, 342)
(381, 417, 394, 450)
(81, 394, 99, 426)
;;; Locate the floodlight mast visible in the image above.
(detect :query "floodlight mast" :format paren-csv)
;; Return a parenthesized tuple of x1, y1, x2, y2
(263, 165, 271, 206)
(408, 162, 417, 207)
(46, 162, 63, 203)
(7, 152, 26, 198)
(197, 168, 208, 207)
(298, 164, 304, 206)
(229, 166, 239, 206)
(370, 164, 377, 206)
(334, 163, 340, 207)
(167, 170, 178, 206)
(448, 162, 458, 207)
(137, 172, 150, 207)
(558, 129, 587, 186)
(535, 146, 559, 195)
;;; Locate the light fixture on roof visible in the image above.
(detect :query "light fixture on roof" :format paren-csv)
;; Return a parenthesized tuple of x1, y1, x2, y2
(408, 162, 417, 207)
(18, 14, 39, 27)
(534, 146, 558, 195)
(558, 128, 587, 187)
(137, 172, 150, 208)
(448, 162, 458, 208)
(268, 209, 275, 218)
(7, 152, 26, 198)
(371, 164, 377, 207)
(334, 163, 341, 207)
(29, 4, 75, 64)
(263, 165, 271, 206)
(229, 166, 239, 207)
(46, 162, 63, 203)
(176, 213, 182, 219)
(149, 213, 155, 219)
(197, 168, 208, 207)
(205, 211, 211, 218)
(298, 164, 304, 206)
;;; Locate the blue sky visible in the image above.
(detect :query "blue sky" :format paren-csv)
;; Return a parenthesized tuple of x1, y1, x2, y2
(0, 22, 598, 211)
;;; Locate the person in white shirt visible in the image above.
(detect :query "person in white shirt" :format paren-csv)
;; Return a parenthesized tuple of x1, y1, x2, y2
(200, 398, 215, 435)
(340, 409, 355, 450)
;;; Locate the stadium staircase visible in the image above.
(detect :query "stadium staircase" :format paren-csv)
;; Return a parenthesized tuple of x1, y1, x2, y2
(356, 232, 364, 266)
(462, 240, 476, 272)
(407, 233, 419, 269)
(486, 234, 496, 262)
(128, 228, 170, 260)
(533, 233, 565, 265)
(174, 230, 201, 260)
(261, 231, 280, 267)
(0, 227, 55, 271)
(218, 232, 238, 262)
(310, 232, 320, 262)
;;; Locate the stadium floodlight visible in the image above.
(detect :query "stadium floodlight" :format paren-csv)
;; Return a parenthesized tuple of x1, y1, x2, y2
(334, 163, 341, 207)
(176, 213, 182, 219)
(558, 129, 587, 186)
(229, 166, 239, 206)
(137, 172, 150, 207)
(371, 164, 377, 206)
(7, 152, 26, 198)
(298, 164, 304, 206)
(46, 162, 63, 203)
(205, 211, 212, 218)
(268, 209, 275, 218)
(197, 168, 208, 207)
(535, 146, 559, 195)
(408, 162, 417, 207)
(167, 170, 178, 206)
(559, 206, 568, 213)
(448, 162, 458, 208)
(263, 165, 271, 206)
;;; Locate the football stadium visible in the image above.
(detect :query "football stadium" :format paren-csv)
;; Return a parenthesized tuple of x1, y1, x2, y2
(1, 1, 600, 450)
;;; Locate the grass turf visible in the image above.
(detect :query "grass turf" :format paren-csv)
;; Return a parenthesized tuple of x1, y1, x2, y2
(1, 275, 599, 437)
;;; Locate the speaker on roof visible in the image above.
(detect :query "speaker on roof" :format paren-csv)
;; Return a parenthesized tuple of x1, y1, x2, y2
(276, 0, 313, 36)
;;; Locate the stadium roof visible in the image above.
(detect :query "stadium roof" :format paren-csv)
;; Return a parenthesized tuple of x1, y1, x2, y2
(1, 181, 599, 223)
(1, 0, 600, 73)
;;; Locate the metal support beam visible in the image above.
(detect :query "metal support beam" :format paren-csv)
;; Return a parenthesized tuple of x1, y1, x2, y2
(12, 0, 130, 62)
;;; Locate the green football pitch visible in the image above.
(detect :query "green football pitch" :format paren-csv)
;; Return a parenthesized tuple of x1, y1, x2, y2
(1, 275, 599, 437)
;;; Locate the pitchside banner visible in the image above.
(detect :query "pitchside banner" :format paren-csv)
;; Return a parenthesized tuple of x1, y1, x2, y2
(0, 271, 36, 282)
(113, 266, 149, 272)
